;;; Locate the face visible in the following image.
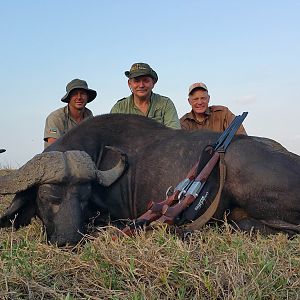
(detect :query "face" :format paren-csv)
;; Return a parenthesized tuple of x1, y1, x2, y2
(69, 89, 89, 110)
(128, 76, 155, 99)
(37, 182, 93, 246)
(188, 89, 210, 115)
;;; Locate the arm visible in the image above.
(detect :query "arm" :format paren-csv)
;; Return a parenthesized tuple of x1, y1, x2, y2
(110, 98, 127, 114)
(46, 137, 57, 145)
(163, 99, 181, 129)
(43, 112, 64, 148)
(110, 103, 120, 113)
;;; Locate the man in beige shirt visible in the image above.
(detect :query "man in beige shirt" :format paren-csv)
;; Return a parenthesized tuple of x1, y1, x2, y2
(180, 82, 247, 135)
(44, 79, 97, 148)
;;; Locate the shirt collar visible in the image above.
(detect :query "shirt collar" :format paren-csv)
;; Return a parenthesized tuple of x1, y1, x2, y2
(130, 92, 154, 114)
(64, 105, 90, 122)
(183, 108, 210, 121)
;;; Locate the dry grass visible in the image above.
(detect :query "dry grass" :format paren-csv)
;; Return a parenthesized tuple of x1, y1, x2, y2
(0, 170, 299, 299)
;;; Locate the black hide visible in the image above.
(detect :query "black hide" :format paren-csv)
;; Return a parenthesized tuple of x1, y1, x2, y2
(1, 114, 300, 245)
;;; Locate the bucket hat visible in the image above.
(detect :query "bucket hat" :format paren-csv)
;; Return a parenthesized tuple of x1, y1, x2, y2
(125, 63, 158, 83)
(61, 79, 97, 103)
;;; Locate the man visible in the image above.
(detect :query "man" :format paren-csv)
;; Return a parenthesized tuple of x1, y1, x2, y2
(44, 78, 97, 148)
(110, 63, 181, 129)
(180, 82, 247, 134)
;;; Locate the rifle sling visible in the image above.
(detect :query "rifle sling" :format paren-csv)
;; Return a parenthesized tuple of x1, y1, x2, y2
(185, 152, 226, 230)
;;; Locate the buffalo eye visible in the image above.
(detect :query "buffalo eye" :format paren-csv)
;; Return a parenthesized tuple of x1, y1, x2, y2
(38, 184, 63, 205)
(77, 184, 92, 202)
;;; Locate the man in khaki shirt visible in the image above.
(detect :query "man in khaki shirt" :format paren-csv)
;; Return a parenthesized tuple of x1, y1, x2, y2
(44, 79, 97, 148)
(180, 82, 247, 135)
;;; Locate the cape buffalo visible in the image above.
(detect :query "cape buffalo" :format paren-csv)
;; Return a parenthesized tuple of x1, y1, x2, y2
(0, 114, 300, 245)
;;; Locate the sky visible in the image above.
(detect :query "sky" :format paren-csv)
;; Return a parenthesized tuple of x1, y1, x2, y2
(1, 0, 300, 168)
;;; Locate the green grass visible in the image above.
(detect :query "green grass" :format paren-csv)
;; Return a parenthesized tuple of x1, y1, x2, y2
(0, 216, 299, 299)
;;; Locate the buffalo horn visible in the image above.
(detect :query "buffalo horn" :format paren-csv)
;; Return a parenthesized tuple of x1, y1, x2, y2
(0, 150, 127, 194)
(95, 146, 127, 186)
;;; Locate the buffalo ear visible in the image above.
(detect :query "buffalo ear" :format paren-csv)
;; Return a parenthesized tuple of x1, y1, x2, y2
(0, 188, 37, 229)
(99, 146, 127, 170)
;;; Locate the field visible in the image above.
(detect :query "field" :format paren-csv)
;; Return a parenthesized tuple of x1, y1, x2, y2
(0, 169, 300, 299)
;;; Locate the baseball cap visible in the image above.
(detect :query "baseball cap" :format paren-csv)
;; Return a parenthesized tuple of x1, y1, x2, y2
(188, 82, 208, 95)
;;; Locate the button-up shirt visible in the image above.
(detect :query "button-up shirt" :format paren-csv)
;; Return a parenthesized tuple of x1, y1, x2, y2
(110, 93, 181, 129)
(180, 105, 247, 135)
(44, 105, 93, 148)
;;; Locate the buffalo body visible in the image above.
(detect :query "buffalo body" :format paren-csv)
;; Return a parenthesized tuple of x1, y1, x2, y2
(1, 114, 300, 245)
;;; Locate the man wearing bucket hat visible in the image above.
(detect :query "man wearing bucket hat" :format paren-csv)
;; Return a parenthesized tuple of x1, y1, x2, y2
(43, 79, 97, 148)
(180, 82, 247, 135)
(110, 63, 181, 129)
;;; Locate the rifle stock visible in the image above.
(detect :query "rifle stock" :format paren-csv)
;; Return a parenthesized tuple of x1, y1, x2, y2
(156, 152, 221, 224)
(121, 192, 178, 236)
(121, 160, 200, 236)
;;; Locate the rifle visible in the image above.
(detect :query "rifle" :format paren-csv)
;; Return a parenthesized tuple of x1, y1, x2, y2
(121, 160, 200, 236)
(156, 112, 248, 225)
(121, 112, 248, 235)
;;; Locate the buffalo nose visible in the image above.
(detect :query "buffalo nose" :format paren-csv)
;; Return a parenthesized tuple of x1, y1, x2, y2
(48, 231, 84, 247)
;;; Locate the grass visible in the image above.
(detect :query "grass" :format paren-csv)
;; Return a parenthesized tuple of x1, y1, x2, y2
(0, 216, 299, 299)
(0, 170, 299, 299)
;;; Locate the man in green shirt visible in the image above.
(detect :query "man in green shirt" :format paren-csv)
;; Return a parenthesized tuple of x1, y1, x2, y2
(110, 63, 181, 129)
(44, 78, 97, 148)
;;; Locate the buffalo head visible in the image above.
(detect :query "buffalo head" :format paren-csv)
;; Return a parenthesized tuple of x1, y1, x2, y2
(0, 148, 127, 246)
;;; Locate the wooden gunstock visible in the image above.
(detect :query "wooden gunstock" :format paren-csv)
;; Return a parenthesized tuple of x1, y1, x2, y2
(157, 152, 221, 225)
(196, 152, 220, 183)
(120, 161, 201, 236)
(120, 221, 147, 237)
(121, 193, 179, 236)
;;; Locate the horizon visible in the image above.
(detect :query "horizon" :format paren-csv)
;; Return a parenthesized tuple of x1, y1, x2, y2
(1, 0, 300, 168)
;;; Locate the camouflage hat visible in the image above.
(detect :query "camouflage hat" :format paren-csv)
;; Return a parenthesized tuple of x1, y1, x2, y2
(125, 63, 158, 83)
(61, 79, 97, 103)
(188, 82, 208, 95)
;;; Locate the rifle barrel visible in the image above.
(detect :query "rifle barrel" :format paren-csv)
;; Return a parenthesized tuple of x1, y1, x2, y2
(213, 112, 247, 151)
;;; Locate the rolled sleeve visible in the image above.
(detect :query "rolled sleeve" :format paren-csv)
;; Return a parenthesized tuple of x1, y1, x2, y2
(43, 114, 63, 142)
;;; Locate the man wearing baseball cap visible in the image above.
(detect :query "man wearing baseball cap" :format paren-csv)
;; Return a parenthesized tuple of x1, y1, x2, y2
(180, 82, 247, 134)
(43, 78, 97, 148)
(110, 63, 180, 129)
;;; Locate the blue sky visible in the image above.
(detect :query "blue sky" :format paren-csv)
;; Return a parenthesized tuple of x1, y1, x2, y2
(1, 0, 300, 168)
